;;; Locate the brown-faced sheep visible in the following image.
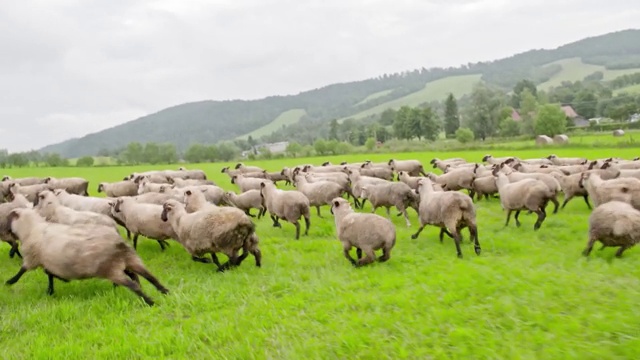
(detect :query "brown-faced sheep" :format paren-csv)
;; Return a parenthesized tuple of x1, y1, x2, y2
(330, 197, 395, 267)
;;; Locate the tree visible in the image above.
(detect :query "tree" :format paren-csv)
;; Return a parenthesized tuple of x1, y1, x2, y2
(519, 88, 538, 135)
(184, 144, 206, 163)
(393, 106, 412, 140)
(123, 142, 143, 164)
(286, 142, 303, 158)
(379, 109, 397, 126)
(418, 106, 440, 141)
(314, 139, 329, 155)
(455, 128, 474, 144)
(535, 104, 566, 136)
(511, 79, 537, 108)
(43, 153, 67, 167)
(574, 89, 598, 119)
(364, 137, 376, 150)
(205, 145, 218, 162)
(467, 84, 504, 140)
(76, 156, 94, 167)
(143, 142, 161, 164)
(443, 93, 460, 137)
(498, 117, 521, 137)
(329, 119, 339, 140)
(247, 135, 257, 154)
(158, 143, 178, 164)
(217, 142, 239, 161)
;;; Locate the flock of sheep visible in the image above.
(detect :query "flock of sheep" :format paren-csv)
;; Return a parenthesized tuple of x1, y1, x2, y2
(1, 153, 639, 306)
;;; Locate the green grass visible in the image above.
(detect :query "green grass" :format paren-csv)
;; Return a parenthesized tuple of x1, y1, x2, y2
(614, 83, 640, 95)
(538, 58, 640, 90)
(236, 109, 307, 140)
(354, 89, 394, 106)
(3, 148, 640, 358)
(338, 74, 482, 123)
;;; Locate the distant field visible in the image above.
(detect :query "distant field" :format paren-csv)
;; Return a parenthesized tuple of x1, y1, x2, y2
(538, 57, 640, 90)
(338, 74, 482, 123)
(236, 109, 307, 140)
(614, 83, 640, 95)
(354, 89, 394, 106)
(3, 146, 640, 358)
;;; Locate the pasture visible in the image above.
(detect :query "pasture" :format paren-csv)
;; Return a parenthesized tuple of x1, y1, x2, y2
(2, 148, 640, 359)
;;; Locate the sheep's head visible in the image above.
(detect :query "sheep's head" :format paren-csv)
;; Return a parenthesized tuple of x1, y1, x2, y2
(634, 157, 640, 161)
(178, 167, 186, 171)
(97, 183, 104, 193)
(601, 162, 611, 170)
(234, 163, 243, 170)
(221, 167, 229, 173)
(231, 176, 237, 184)
(330, 197, 351, 215)
(430, 158, 437, 165)
(388, 159, 394, 166)
(280, 168, 286, 175)
(512, 163, 522, 171)
(160, 201, 178, 222)
(482, 155, 491, 162)
(44, 177, 53, 184)
(183, 189, 194, 203)
(340, 161, 348, 165)
(547, 154, 557, 160)
(33, 191, 48, 207)
(7, 209, 22, 239)
(165, 177, 175, 184)
(322, 161, 331, 166)
(112, 198, 124, 213)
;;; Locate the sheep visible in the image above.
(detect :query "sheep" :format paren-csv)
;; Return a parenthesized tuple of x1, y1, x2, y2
(359, 163, 395, 180)
(137, 180, 166, 194)
(360, 182, 417, 227)
(303, 172, 358, 207)
(425, 168, 475, 197)
(482, 155, 515, 165)
(161, 199, 260, 271)
(8, 183, 52, 203)
(293, 174, 347, 218)
(234, 163, 264, 173)
(551, 172, 591, 210)
(232, 174, 272, 193)
(110, 197, 175, 251)
(5, 208, 168, 306)
(430, 158, 466, 170)
(259, 181, 310, 240)
(174, 168, 208, 180)
(583, 201, 640, 258)
(512, 163, 564, 174)
(388, 159, 426, 176)
(330, 197, 396, 267)
(493, 170, 554, 230)
(34, 190, 118, 231)
(168, 178, 216, 188)
(98, 180, 138, 197)
(44, 177, 89, 196)
(0, 194, 32, 258)
(133, 191, 181, 206)
(411, 178, 480, 258)
(580, 173, 640, 210)
(263, 171, 290, 185)
(470, 175, 498, 201)
(54, 189, 112, 216)
(497, 163, 561, 213)
(347, 169, 390, 209)
(132, 173, 168, 184)
(195, 185, 226, 205)
(547, 154, 587, 166)
(302, 164, 345, 173)
(222, 190, 266, 218)
(2, 176, 46, 186)
(397, 171, 422, 190)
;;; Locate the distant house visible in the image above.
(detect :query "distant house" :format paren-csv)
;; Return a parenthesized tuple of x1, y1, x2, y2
(262, 141, 289, 154)
(511, 108, 522, 122)
(562, 104, 588, 128)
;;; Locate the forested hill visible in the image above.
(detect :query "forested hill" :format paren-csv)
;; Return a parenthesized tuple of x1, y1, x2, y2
(41, 29, 640, 158)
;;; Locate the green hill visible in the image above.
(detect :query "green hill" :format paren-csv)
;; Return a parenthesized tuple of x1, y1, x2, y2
(40, 29, 640, 157)
(614, 83, 640, 95)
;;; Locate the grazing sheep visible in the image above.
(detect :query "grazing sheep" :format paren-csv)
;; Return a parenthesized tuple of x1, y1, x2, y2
(583, 201, 640, 258)
(493, 170, 554, 230)
(0, 194, 32, 258)
(330, 197, 395, 267)
(232, 174, 272, 193)
(293, 174, 347, 218)
(5, 208, 168, 306)
(223, 190, 266, 218)
(547, 154, 587, 166)
(411, 178, 480, 258)
(110, 197, 175, 251)
(35, 190, 118, 231)
(260, 181, 310, 240)
(44, 177, 89, 196)
(388, 159, 426, 176)
(98, 180, 138, 197)
(361, 182, 417, 227)
(161, 199, 260, 271)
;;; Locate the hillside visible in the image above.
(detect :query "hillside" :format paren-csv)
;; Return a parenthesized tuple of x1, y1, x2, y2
(40, 29, 640, 157)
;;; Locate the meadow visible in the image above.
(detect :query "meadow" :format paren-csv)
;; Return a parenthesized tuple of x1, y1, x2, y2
(2, 148, 640, 359)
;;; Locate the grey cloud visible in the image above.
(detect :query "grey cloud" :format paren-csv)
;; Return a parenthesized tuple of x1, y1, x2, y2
(0, 0, 638, 152)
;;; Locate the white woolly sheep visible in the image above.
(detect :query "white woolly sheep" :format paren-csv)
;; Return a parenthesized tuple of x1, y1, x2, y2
(44, 177, 89, 196)
(0, 194, 32, 258)
(98, 180, 138, 197)
(583, 201, 640, 258)
(493, 170, 554, 230)
(260, 181, 310, 240)
(110, 197, 176, 251)
(360, 182, 417, 227)
(223, 190, 266, 218)
(387, 159, 426, 176)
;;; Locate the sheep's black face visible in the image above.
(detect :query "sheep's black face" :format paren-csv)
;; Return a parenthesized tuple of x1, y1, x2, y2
(114, 199, 123, 213)
(161, 204, 172, 222)
(97, 184, 103, 193)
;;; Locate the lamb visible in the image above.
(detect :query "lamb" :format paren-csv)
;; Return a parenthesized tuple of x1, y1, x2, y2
(232, 174, 272, 193)
(293, 174, 347, 218)
(359, 163, 395, 180)
(583, 201, 640, 258)
(493, 170, 554, 230)
(580, 173, 640, 210)
(547, 154, 587, 166)
(361, 182, 417, 227)
(397, 171, 422, 190)
(161, 199, 260, 271)
(168, 177, 216, 188)
(44, 177, 89, 196)
(34, 190, 118, 231)
(98, 180, 138, 197)
(222, 190, 266, 218)
(8, 183, 52, 203)
(110, 197, 175, 251)
(388, 159, 426, 176)
(330, 197, 395, 267)
(0, 194, 32, 258)
(259, 181, 311, 240)
(5, 208, 168, 306)
(411, 178, 480, 258)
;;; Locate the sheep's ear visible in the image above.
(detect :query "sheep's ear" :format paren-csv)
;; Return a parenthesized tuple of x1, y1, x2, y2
(360, 164, 366, 168)
(333, 200, 340, 208)
(387, 159, 393, 165)
(234, 163, 242, 169)
(8, 209, 19, 222)
(186, 190, 192, 196)
(260, 182, 266, 188)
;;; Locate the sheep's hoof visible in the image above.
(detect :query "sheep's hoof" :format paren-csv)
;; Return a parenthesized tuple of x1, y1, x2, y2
(159, 287, 170, 295)
(410, 234, 418, 240)
(474, 247, 481, 256)
(457, 253, 463, 259)
(273, 223, 282, 228)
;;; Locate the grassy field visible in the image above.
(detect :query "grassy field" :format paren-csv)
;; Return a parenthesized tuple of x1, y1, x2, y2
(338, 74, 482, 123)
(354, 89, 395, 106)
(3, 148, 640, 358)
(236, 109, 307, 140)
(538, 58, 640, 90)
(614, 83, 640, 96)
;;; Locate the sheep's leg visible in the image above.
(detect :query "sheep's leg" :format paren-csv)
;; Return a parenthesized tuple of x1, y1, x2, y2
(210, 253, 225, 272)
(384, 207, 391, 219)
(469, 225, 481, 256)
(357, 248, 376, 267)
(504, 210, 513, 227)
(191, 255, 213, 263)
(468, 189, 476, 199)
(304, 216, 310, 236)
(615, 245, 632, 258)
(452, 230, 463, 259)
(561, 195, 573, 209)
(111, 273, 155, 306)
(352, 197, 361, 209)
(399, 206, 411, 227)
(132, 234, 139, 250)
(583, 195, 592, 210)
(379, 246, 392, 262)
(316, 206, 323, 218)
(5, 266, 27, 285)
(294, 221, 301, 240)
(245, 209, 256, 218)
(533, 209, 546, 231)
(359, 199, 367, 209)
(343, 245, 357, 266)
(270, 215, 282, 228)
(128, 264, 169, 294)
(411, 225, 426, 240)
(157, 240, 170, 251)
(439, 228, 453, 243)
(356, 248, 363, 260)
(8, 243, 21, 259)
(46, 272, 56, 296)
(550, 195, 559, 214)
(123, 269, 140, 284)
(582, 235, 598, 256)
(485, 194, 490, 200)
(514, 211, 522, 227)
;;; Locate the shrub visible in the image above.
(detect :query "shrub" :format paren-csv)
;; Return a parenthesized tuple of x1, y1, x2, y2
(455, 128, 475, 144)
(76, 156, 94, 167)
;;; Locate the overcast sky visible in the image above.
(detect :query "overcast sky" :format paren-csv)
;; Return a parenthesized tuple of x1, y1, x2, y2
(0, 0, 637, 152)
